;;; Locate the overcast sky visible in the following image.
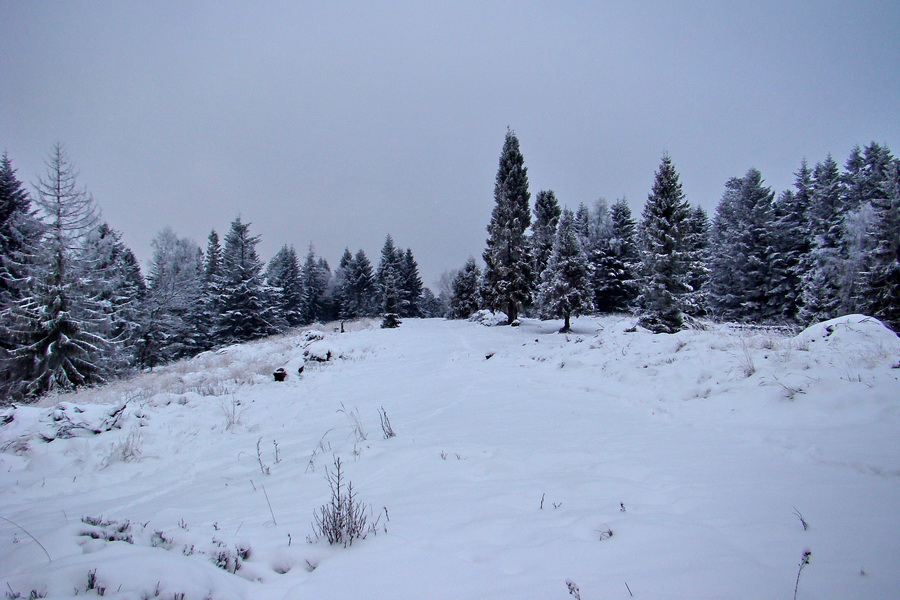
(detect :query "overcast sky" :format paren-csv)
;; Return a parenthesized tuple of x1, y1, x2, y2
(2, 1, 898, 287)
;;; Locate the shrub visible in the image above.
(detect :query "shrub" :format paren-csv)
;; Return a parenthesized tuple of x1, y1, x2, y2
(311, 457, 378, 547)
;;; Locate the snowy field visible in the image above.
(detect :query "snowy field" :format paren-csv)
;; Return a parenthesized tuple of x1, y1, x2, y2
(1, 314, 898, 600)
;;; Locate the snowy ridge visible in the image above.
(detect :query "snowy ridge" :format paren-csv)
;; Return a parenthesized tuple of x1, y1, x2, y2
(1, 315, 898, 599)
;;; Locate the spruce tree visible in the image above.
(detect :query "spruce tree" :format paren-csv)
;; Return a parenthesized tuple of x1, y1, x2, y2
(801, 155, 846, 323)
(376, 235, 402, 308)
(194, 229, 224, 349)
(0, 153, 40, 302)
(299, 245, 329, 325)
(216, 217, 280, 343)
(79, 223, 145, 366)
(707, 169, 779, 322)
(770, 165, 812, 323)
(333, 247, 355, 319)
(636, 155, 691, 333)
(398, 248, 423, 318)
(136, 228, 202, 367)
(345, 249, 377, 318)
(593, 198, 638, 313)
(864, 160, 900, 331)
(537, 209, 594, 332)
(4, 144, 111, 397)
(266, 245, 303, 327)
(531, 190, 561, 282)
(380, 264, 402, 328)
(837, 142, 895, 315)
(482, 129, 532, 324)
(683, 205, 710, 317)
(449, 257, 482, 319)
(419, 287, 445, 318)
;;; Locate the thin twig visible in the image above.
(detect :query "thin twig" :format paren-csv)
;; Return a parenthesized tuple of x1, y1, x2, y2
(0, 516, 52, 562)
(261, 484, 277, 525)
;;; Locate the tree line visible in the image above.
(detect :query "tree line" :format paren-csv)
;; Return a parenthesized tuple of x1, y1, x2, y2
(452, 130, 898, 335)
(2, 134, 898, 402)
(0, 144, 438, 402)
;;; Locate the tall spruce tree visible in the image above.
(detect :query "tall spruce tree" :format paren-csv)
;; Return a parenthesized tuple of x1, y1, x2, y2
(266, 245, 303, 327)
(0, 153, 43, 397)
(482, 129, 532, 324)
(194, 229, 224, 350)
(376, 235, 402, 308)
(592, 198, 638, 313)
(216, 217, 280, 343)
(299, 245, 329, 325)
(531, 190, 561, 282)
(344, 249, 377, 318)
(380, 263, 401, 328)
(837, 142, 895, 315)
(864, 159, 900, 331)
(137, 228, 202, 367)
(769, 161, 814, 323)
(636, 155, 691, 333)
(4, 144, 111, 397)
(449, 257, 482, 319)
(333, 247, 355, 319)
(707, 169, 779, 322)
(537, 209, 594, 332)
(683, 205, 710, 317)
(398, 248, 423, 318)
(79, 223, 145, 366)
(801, 155, 846, 323)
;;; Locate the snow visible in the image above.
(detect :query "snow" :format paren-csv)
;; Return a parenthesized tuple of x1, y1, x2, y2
(1, 314, 898, 599)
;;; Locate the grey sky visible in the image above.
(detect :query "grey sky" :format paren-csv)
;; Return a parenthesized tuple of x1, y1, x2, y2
(2, 1, 898, 287)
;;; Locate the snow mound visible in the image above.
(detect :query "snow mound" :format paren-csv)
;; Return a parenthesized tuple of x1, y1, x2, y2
(468, 309, 507, 326)
(795, 314, 900, 365)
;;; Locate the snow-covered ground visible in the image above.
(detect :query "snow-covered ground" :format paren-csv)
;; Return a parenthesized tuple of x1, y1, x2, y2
(1, 314, 898, 599)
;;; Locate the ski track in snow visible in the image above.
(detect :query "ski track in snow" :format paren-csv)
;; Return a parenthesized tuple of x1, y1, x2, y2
(0, 314, 898, 599)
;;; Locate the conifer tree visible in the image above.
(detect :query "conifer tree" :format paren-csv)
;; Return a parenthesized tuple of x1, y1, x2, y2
(801, 155, 846, 323)
(136, 228, 202, 367)
(0, 153, 43, 396)
(837, 142, 895, 315)
(216, 217, 280, 343)
(636, 155, 691, 333)
(344, 249, 377, 318)
(537, 209, 594, 332)
(707, 169, 779, 322)
(769, 160, 814, 323)
(333, 247, 354, 319)
(449, 257, 482, 319)
(592, 198, 638, 313)
(398, 248, 423, 317)
(682, 205, 710, 316)
(79, 223, 145, 365)
(419, 287, 445, 318)
(865, 160, 900, 331)
(266, 245, 303, 327)
(299, 245, 330, 325)
(531, 190, 561, 282)
(0, 153, 40, 303)
(482, 129, 532, 324)
(574, 203, 592, 248)
(194, 229, 224, 349)
(380, 263, 402, 328)
(4, 144, 111, 397)
(376, 235, 402, 310)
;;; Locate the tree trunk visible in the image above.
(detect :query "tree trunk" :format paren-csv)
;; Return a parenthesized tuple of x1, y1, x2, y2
(506, 301, 518, 324)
